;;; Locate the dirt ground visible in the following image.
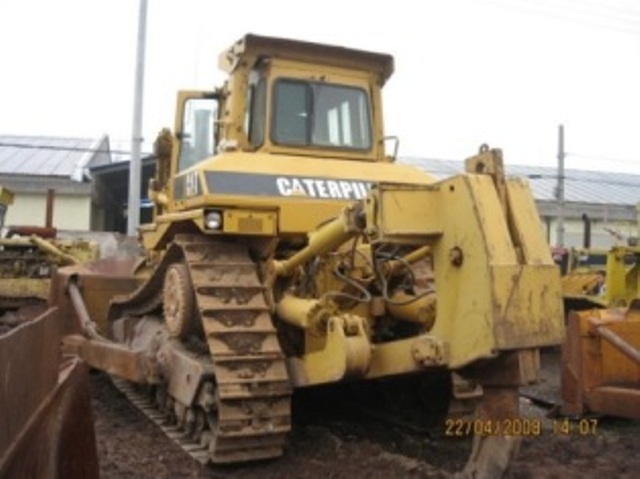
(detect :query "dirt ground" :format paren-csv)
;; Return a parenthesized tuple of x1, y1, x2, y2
(91, 349, 640, 479)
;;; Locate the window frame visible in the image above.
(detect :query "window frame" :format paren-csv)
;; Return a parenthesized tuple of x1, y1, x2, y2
(270, 78, 373, 151)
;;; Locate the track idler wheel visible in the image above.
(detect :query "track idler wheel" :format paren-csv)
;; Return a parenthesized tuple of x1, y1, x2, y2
(163, 263, 197, 339)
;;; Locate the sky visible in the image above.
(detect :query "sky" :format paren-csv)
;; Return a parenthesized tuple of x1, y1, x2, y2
(0, 0, 639, 172)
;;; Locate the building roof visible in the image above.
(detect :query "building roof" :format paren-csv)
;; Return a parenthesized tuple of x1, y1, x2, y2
(0, 134, 112, 181)
(400, 157, 640, 207)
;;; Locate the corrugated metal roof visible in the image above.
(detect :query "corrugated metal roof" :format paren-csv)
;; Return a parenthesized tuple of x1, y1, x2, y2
(400, 157, 640, 206)
(0, 134, 112, 180)
(0, 137, 635, 206)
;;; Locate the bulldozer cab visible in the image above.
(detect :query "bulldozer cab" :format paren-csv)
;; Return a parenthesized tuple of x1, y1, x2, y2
(150, 34, 395, 219)
(213, 33, 391, 160)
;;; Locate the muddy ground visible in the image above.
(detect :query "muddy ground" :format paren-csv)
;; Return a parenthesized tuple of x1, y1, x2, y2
(91, 349, 640, 478)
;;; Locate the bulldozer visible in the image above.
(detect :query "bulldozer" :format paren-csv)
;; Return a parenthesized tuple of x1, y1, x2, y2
(560, 245, 640, 313)
(0, 186, 99, 318)
(53, 34, 564, 476)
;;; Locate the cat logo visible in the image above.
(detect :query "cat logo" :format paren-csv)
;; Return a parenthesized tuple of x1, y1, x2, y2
(204, 171, 372, 201)
(275, 177, 370, 200)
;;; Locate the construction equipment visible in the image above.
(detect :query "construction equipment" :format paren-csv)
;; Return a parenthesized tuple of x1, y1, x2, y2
(556, 212, 640, 314)
(0, 308, 99, 478)
(558, 220, 640, 419)
(0, 188, 100, 477)
(560, 245, 640, 313)
(0, 187, 99, 314)
(53, 34, 564, 475)
(561, 303, 640, 419)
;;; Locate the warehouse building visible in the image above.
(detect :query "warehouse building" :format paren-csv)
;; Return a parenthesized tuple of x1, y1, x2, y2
(0, 134, 111, 230)
(403, 157, 639, 249)
(0, 134, 636, 247)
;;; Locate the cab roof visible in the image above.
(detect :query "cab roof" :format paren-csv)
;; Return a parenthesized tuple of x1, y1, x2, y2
(219, 33, 394, 85)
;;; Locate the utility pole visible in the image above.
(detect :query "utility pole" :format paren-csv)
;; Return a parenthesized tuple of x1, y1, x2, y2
(556, 124, 565, 247)
(127, 0, 148, 236)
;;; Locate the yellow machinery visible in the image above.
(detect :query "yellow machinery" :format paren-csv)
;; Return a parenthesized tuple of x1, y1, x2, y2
(0, 187, 99, 313)
(561, 245, 640, 312)
(53, 34, 564, 474)
(561, 305, 640, 419)
(559, 242, 640, 419)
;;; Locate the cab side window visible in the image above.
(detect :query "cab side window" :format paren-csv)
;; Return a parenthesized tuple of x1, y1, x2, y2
(273, 80, 310, 145)
(177, 98, 217, 172)
(247, 78, 267, 147)
(271, 79, 371, 150)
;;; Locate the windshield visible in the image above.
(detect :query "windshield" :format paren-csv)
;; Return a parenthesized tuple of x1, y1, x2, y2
(177, 98, 217, 171)
(272, 80, 372, 150)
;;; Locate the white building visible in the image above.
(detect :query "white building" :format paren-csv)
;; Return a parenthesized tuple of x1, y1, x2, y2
(0, 134, 111, 231)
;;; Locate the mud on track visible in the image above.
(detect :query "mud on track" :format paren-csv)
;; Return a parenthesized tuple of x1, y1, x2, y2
(91, 349, 640, 479)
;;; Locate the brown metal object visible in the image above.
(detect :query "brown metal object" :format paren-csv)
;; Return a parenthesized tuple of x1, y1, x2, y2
(0, 308, 98, 478)
(62, 334, 157, 384)
(46, 188, 54, 229)
(561, 308, 640, 419)
(589, 317, 640, 364)
(67, 280, 106, 340)
(49, 257, 141, 336)
(6, 225, 57, 239)
(460, 351, 524, 478)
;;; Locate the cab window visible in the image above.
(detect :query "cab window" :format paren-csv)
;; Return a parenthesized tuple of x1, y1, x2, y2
(272, 80, 371, 150)
(177, 98, 217, 171)
(247, 78, 267, 147)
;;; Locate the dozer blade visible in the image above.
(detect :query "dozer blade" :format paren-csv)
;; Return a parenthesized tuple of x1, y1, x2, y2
(0, 307, 99, 478)
(561, 303, 640, 419)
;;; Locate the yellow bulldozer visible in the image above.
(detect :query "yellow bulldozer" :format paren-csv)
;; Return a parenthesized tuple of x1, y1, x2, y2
(52, 34, 564, 476)
(560, 245, 640, 312)
(0, 186, 99, 317)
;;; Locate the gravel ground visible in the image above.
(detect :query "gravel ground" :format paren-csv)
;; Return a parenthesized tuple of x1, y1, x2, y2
(90, 349, 640, 478)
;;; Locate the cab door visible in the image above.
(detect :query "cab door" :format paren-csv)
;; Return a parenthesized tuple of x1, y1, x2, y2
(170, 91, 220, 208)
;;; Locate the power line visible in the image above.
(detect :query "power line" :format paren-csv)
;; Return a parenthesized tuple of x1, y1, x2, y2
(405, 165, 640, 188)
(568, 152, 639, 165)
(481, 0, 640, 35)
(555, 0, 640, 22)
(526, 173, 640, 188)
(0, 141, 151, 157)
(1, 143, 637, 187)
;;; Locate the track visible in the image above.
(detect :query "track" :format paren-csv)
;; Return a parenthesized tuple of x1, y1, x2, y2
(108, 236, 292, 464)
(110, 376, 211, 464)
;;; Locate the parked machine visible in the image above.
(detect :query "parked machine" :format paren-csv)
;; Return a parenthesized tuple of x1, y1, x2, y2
(560, 245, 640, 313)
(52, 34, 564, 476)
(558, 218, 640, 419)
(561, 303, 640, 420)
(0, 186, 99, 316)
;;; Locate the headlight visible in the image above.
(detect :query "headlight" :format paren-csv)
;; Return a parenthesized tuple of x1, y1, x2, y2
(205, 211, 222, 230)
